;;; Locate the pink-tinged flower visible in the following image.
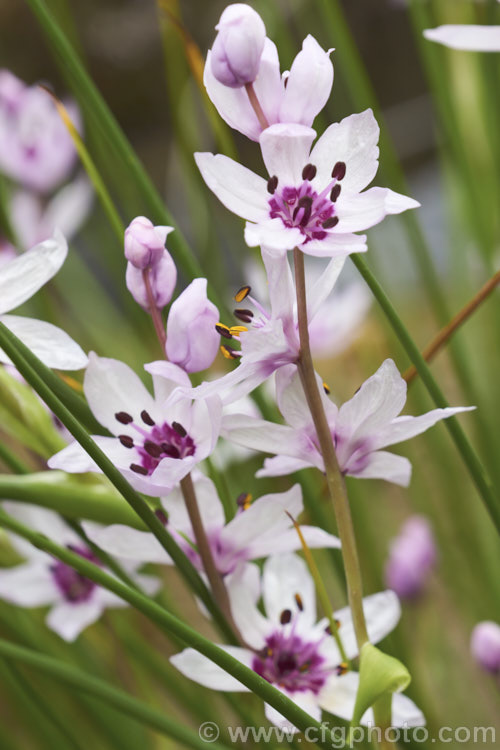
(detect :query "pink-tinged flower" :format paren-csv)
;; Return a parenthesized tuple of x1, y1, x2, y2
(83, 476, 340, 576)
(210, 4, 266, 88)
(424, 24, 500, 52)
(166, 279, 220, 373)
(205, 33, 333, 141)
(124, 216, 173, 270)
(0, 71, 79, 193)
(48, 356, 222, 496)
(6, 176, 93, 251)
(0, 503, 159, 641)
(191, 250, 345, 404)
(126, 250, 177, 311)
(223, 359, 474, 487)
(195, 110, 419, 257)
(171, 554, 424, 730)
(0, 229, 87, 370)
(471, 621, 500, 674)
(385, 516, 437, 599)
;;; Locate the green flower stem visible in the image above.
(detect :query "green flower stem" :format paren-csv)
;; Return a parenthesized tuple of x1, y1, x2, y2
(293, 248, 369, 651)
(0, 508, 331, 744)
(0, 439, 31, 475)
(0, 638, 232, 750)
(0, 321, 234, 642)
(351, 254, 500, 532)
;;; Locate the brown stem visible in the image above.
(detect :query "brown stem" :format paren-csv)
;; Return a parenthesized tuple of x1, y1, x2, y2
(293, 248, 369, 649)
(179, 474, 245, 646)
(404, 269, 500, 385)
(245, 82, 269, 130)
(142, 269, 167, 352)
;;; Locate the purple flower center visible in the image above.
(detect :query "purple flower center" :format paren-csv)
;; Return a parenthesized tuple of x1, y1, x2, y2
(51, 545, 99, 604)
(252, 630, 327, 694)
(115, 411, 196, 477)
(267, 163, 344, 243)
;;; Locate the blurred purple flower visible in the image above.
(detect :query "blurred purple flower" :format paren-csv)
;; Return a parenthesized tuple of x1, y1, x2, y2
(385, 516, 437, 599)
(211, 4, 266, 88)
(471, 621, 500, 674)
(166, 278, 220, 373)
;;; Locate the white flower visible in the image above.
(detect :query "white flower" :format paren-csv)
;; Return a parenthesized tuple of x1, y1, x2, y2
(171, 553, 424, 730)
(0, 229, 87, 370)
(48, 355, 222, 496)
(424, 21, 500, 52)
(195, 110, 419, 257)
(0, 503, 159, 641)
(83, 475, 340, 576)
(223, 359, 474, 487)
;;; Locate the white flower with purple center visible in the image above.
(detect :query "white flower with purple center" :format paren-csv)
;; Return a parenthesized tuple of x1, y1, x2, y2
(0, 229, 87, 370)
(222, 359, 474, 487)
(171, 554, 424, 729)
(48, 355, 222, 496)
(83, 475, 340, 577)
(195, 110, 419, 257)
(0, 503, 159, 641)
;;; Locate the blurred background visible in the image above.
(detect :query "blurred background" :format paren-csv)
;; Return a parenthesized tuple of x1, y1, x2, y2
(0, 0, 499, 747)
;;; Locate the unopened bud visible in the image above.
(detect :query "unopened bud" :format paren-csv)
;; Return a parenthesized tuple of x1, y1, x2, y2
(471, 621, 500, 675)
(385, 516, 436, 599)
(126, 248, 177, 311)
(210, 4, 266, 88)
(166, 278, 219, 373)
(124, 216, 172, 270)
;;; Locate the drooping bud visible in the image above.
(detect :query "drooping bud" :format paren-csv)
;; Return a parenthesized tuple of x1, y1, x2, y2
(125, 249, 177, 311)
(471, 621, 500, 675)
(210, 4, 266, 88)
(166, 278, 219, 373)
(124, 216, 172, 270)
(384, 516, 436, 599)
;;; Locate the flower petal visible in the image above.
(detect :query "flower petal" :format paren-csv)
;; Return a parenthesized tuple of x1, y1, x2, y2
(194, 152, 268, 223)
(222, 413, 309, 463)
(44, 175, 93, 241)
(46, 598, 104, 642)
(265, 688, 321, 730)
(391, 692, 426, 727)
(83, 524, 169, 564)
(259, 123, 316, 185)
(353, 450, 412, 487)
(244, 218, 303, 251)
(0, 315, 88, 370)
(262, 553, 316, 628)
(256, 454, 313, 477)
(226, 563, 271, 649)
(280, 35, 333, 128)
(334, 590, 401, 660)
(276, 364, 337, 431)
(335, 187, 420, 233)
(170, 646, 252, 691)
(309, 110, 380, 195)
(423, 25, 500, 52)
(163, 475, 225, 533)
(376, 407, 475, 450)
(307, 256, 346, 322)
(0, 561, 58, 606)
(144, 360, 191, 403)
(0, 229, 67, 314)
(302, 231, 367, 258)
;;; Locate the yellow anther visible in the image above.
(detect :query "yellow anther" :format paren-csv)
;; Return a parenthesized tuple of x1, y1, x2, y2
(229, 325, 248, 337)
(294, 593, 304, 611)
(323, 381, 331, 395)
(234, 285, 251, 303)
(215, 323, 232, 339)
(220, 345, 237, 360)
(336, 662, 348, 676)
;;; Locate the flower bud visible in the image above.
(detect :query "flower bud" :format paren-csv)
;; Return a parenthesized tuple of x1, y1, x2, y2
(124, 217, 172, 269)
(126, 249, 177, 311)
(166, 278, 219, 373)
(384, 516, 436, 599)
(471, 621, 500, 674)
(210, 4, 266, 88)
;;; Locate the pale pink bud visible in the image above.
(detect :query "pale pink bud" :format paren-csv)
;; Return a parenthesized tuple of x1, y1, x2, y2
(471, 621, 500, 674)
(166, 278, 219, 373)
(210, 4, 266, 88)
(126, 249, 177, 311)
(124, 217, 172, 269)
(385, 516, 437, 599)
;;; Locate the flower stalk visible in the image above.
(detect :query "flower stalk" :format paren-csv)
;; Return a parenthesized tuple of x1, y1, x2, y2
(142, 268, 167, 351)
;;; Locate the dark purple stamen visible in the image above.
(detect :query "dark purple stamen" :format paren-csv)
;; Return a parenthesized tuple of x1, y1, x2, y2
(51, 545, 99, 604)
(130, 463, 149, 475)
(267, 175, 278, 194)
(280, 609, 292, 625)
(115, 411, 133, 424)
(155, 508, 169, 525)
(119, 435, 134, 448)
(301, 163, 317, 181)
(215, 324, 233, 339)
(330, 184, 341, 202)
(234, 308, 253, 323)
(141, 410, 155, 426)
(144, 441, 163, 458)
(322, 216, 339, 229)
(172, 422, 187, 437)
(331, 161, 346, 181)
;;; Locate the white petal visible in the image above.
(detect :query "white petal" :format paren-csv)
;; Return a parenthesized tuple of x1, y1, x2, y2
(335, 187, 419, 233)
(46, 598, 104, 642)
(280, 35, 333, 127)
(0, 315, 88, 370)
(195, 152, 268, 223)
(353, 450, 412, 487)
(265, 688, 321, 730)
(302, 231, 367, 258)
(144, 360, 191, 403)
(222, 414, 309, 462)
(0, 561, 58, 606)
(423, 25, 500, 52)
(244, 218, 303, 251)
(276, 364, 337, 430)
(163, 475, 225, 533)
(83, 524, 168, 564)
(249, 525, 340, 560)
(2, 502, 77, 547)
(226, 564, 271, 649)
(317, 671, 358, 721)
(44, 175, 93, 241)
(336, 359, 407, 441)
(259, 123, 316, 186)
(377, 406, 475, 450)
(262, 553, 316, 628)
(256, 454, 314, 477)
(170, 646, 252, 691)
(0, 229, 67, 314)
(309, 282, 371, 359)
(307, 256, 346, 322)
(48, 436, 130, 474)
(261, 247, 296, 324)
(391, 692, 426, 727)
(309, 110, 380, 194)
(334, 590, 401, 660)
(84, 353, 157, 433)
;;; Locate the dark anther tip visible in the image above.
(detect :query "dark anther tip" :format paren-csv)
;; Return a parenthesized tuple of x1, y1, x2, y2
(119, 434, 134, 448)
(322, 216, 339, 229)
(172, 421, 187, 437)
(280, 608, 293, 625)
(140, 410, 155, 426)
(330, 184, 341, 202)
(267, 175, 278, 194)
(115, 411, 133, 424)
(301, 163, 317, 181)
(331, 161, 346, 181)
(130, 463, 148, 475)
